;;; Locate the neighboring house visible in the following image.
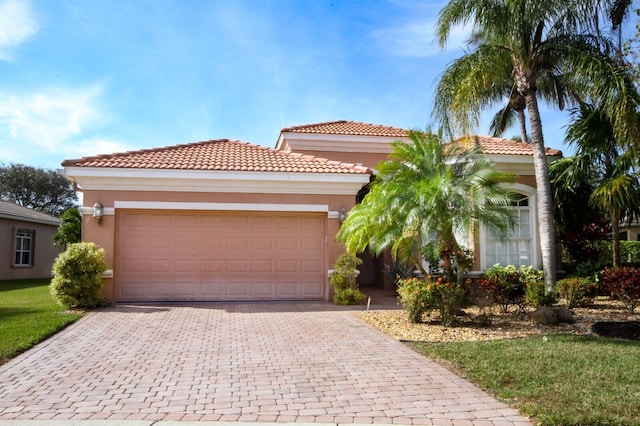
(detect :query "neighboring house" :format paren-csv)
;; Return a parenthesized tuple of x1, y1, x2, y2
(61, 121, 561, 303)
(619, 221, 640, 241)
(0, 200, 61, 280)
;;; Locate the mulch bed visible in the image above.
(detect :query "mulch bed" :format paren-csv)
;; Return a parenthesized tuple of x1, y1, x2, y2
(592, 321, 640, 340)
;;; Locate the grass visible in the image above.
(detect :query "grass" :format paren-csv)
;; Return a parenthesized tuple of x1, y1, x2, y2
(411, 334, 640, 426)
(0, 278, 83, 365)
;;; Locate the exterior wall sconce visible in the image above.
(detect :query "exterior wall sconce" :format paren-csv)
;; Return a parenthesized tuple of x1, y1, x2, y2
(93, 202, 104, 224)
(338, 207, 347, 223)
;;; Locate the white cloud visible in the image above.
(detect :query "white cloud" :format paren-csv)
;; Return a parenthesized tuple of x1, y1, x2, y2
(0, 85, 106, 151)
(0, 0, 37, 60)
(65, 137, 132, 160)
(373, 20, 472, 57)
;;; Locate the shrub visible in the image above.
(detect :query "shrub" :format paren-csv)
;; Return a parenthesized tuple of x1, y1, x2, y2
(525, 279, 557, 308)
(397, 277, 432, 323)
(602, 267, 640, 313)
(50, 242, 106, 309)
(478, 264, 527, 313)
(556, 277, 599, 308)
(397, 276, 465, 326)
(330, 253, 364, 305)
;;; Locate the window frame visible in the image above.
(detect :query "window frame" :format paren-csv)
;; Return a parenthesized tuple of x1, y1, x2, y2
(12, 227, 35, 268)
(479, 184, 538, 270)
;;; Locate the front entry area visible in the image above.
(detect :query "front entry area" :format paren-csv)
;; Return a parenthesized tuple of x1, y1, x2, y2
(115, 210, 326, 302)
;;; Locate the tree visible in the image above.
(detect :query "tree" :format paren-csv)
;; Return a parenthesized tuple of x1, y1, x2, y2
(53, 207, 82, 249)
(433, 0, 640, 292)
(550, 102, 640, 267)
(0, 163, 77, 216)
(337, 130, 518, 285)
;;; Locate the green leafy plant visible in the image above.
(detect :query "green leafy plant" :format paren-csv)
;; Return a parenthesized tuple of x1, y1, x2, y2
(397, 276, 465, 326)
(525, 280, 557, 308)
(329, 253, 364, 305)
(520, 266, 556, 307)
(397, 277, 433, 323)
(50, 242, 106, 309)
(478, 264, 527, 313)
(556, 277, 599, 308)
(602, 267, 640, 313)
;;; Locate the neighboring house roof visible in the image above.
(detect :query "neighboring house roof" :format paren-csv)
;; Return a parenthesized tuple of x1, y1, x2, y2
(62, 139, 370, 174)
(281, 120, 410, 138)
(0, 200, 60, 226)
(457, 135, 563, 157)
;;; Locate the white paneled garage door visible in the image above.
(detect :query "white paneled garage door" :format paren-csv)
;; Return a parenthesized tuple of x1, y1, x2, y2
(115, 210, 326, 302)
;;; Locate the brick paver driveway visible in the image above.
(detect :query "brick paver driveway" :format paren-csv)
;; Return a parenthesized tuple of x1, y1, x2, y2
(0, 301, 531, 425)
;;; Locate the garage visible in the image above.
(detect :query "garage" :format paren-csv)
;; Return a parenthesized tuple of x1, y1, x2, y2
(115, 210, 326, 302)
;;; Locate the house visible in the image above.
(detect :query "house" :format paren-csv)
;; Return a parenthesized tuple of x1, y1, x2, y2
(61, 121, 561, 303)
(0, 200, 61, 280)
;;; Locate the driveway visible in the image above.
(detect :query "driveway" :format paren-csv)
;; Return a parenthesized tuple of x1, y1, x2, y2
(0, 299, 531, 425)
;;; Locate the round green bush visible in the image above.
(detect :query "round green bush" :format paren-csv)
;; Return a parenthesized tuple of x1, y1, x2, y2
(50, 242, 107, 309)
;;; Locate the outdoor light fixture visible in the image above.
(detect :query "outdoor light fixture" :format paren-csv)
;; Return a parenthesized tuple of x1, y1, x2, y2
(338, 207, 347, 223)
(93, 201, 104, 224)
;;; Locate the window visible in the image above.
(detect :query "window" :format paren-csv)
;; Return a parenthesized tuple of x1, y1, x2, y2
(485, 195, 532, 268)
(13, 228, 34, 267)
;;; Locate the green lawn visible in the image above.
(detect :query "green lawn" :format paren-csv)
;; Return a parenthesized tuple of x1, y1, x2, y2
(0, 278, 83, 365)
(411, 334, 640, 426)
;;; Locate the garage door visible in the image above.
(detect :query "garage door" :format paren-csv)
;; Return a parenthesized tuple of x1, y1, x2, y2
(115, 210, 326, 302)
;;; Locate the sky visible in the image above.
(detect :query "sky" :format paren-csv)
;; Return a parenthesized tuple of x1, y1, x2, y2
(0, 0, 637, 171)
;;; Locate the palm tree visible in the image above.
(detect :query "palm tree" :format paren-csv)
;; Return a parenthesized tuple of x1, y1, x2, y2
(337, 130, 518, 285)
(433, 0, 640, 292)
(550, 102, 640, 267)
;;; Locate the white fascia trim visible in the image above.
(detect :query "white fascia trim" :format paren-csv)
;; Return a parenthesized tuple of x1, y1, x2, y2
(63, 167, 370, 195)
(0, 213, 60, 226)
(279, 132, 409, 153)
(113, 201, 330, 213)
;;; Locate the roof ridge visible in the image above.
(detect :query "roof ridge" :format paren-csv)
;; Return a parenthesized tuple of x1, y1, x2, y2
(281, 120, 349, 132)
(61, 139, 236, 166)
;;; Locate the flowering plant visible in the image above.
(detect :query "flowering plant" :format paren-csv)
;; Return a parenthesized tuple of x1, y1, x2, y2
(397, 275, 465, 326)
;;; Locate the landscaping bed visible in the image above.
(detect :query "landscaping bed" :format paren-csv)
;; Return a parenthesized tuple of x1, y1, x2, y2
(359, 296, 638, 342)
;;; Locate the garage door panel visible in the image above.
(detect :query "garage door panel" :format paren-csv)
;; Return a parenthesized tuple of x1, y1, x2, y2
(116, 210, 326, 302)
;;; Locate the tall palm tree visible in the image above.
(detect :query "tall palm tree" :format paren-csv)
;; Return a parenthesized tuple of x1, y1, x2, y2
(550, 102, 640, 267)
(337, 130, 518, 285)
(433, 0, 640, 292)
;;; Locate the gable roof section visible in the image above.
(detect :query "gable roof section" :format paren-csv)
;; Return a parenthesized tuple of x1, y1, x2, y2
(457, 135, 562, 157)
(0, 200, 60, 226)
(62, 139, 369, 174)
(281, 120, 410, 138)
(62, 139, 371, 195)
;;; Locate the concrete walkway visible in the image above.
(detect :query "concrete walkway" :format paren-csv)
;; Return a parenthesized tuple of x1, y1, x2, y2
(0, 298, 531, 425)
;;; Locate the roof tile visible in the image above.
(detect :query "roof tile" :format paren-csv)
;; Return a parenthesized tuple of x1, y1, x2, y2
(282, 120, 410, 137)
(455, 135, 562, 156)
(61, 139, 370, 174)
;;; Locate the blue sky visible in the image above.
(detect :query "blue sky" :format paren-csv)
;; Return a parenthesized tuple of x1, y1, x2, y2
(0, 0, 635, 170)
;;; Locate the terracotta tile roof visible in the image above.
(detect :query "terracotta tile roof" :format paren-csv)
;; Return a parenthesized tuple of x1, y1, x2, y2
(61, 139, 370, 174)
(0, 200, 60, 224)
(454, 135, 563, 156)
(281, 120, 410, 138)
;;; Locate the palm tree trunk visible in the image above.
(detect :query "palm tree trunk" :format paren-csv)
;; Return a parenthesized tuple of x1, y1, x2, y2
(523, 91, 557, 293)
(517, 109, 528, 143)
(611, 210, 621, 267)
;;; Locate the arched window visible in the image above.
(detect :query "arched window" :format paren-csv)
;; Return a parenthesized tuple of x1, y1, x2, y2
(484, 194, 532, 267)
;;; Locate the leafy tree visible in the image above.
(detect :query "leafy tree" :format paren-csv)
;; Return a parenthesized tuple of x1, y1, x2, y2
(550, 102, 640, 267)
(433, 0, 640, 292)
(0, 163, 77, 216)
(337, 130, 517, 285)
(53, 207, 82, 249)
